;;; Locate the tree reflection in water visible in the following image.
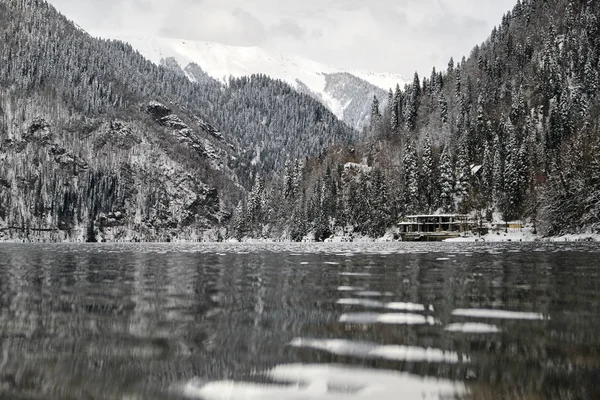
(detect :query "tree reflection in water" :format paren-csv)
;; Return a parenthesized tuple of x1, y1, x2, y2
(0, 242, 598, 399)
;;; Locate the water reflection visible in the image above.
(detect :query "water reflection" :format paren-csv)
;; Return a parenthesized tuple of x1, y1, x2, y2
(289, 338, 465, 363)
(184, 363, 465, 400)
(0, 242, 598, 399)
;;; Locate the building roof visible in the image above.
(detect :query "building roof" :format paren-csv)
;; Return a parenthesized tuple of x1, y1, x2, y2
(405, 214, 468, 218)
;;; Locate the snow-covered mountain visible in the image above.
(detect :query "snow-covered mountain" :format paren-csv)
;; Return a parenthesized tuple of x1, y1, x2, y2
(102, 35, 408, 129)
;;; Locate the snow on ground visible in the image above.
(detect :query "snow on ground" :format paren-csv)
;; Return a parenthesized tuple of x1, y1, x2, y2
(552, 233, 600, 242)
(346, 69, 408, 91)
(445, 228, 600, 243)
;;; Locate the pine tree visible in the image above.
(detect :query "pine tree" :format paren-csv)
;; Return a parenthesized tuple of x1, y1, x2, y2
(511, 85, 526, 127)
(404, 92, 415, 131)
(439, 93, 448, 124)
(283, 160, 294, 200)
(247, 176, 265, 232)
(391, 86, 400, 132)
(584, 134, 600, 230)
(232, 201, 247, 240)
(394, 84, 403, 129)
(370, 95, 381, 130)
(308, 179, 330, 241)
(455, 139, 471, 201)
(502, 118, 523, 221)
(492, 133, 504, 205)
(293, 160, 304, 193)
(455, 67, 462, 101)
(421, 131, 436, 212)
(289, 206, 308, 242)
(355, 171, 372, 233)
(429, 67, 439, 94)
(473, 97, 486, 157)
(584, 53, 598, 95)
(403, 140, 420, 214)
(321, 165, 337, 227)
(369, 168, 389, 237)
(481, 140, 494, 204)
(412, 72, 421, 98)
(387, 88, 394, 118)
(439, 145, 455, 212)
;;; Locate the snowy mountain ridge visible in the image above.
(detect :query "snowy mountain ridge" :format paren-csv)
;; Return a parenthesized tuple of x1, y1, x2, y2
(101, 35, 408, 128)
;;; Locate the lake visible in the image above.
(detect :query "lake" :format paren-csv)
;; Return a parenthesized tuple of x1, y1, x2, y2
(0, 242, 598, 399)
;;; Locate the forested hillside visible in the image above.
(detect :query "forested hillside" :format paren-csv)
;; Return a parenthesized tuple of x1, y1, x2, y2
(236, 0, 600, 240)
(0, 0, 355, 241)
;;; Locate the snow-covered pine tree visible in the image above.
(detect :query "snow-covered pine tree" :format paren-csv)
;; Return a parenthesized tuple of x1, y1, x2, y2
(403, 140, 420, 214)
(584, 134, 600, 230)
(371, 95, 381, 130)
(421, 132, 437, 212)
(455, 66, 462, 101)
(511, 85, 526, 127)
(502, 118, 523, 221)
(439, 93, 448, 124)
(283, 160, 294, 200)
(355, 170, 372, 233)
(481, 139, 494, 205)
(387, 88, 394, 122)
(246, 176, 265, 232)
(439, 145, 455, 213)
(454, 137, 471, 202)
(232, 201, 247, 240)
(391, 86, 400, 132)
(492, 132, 504, 205)
(412, 72, 421, 98)
(369, 168, 389, 237)
(403, 89, 415, 131)
(429, 67, 439, 94)
(293, 160, 304, 194)
(394, 84, 404, 130)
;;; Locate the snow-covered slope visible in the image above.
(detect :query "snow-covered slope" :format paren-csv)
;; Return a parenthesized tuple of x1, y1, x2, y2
(102, 35, 408, 129)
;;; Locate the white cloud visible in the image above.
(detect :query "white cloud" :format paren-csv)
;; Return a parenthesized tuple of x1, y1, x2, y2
(49, 0, 517, 75)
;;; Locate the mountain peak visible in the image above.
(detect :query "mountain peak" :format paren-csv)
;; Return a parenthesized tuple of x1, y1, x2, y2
(97, 35, 408, 129)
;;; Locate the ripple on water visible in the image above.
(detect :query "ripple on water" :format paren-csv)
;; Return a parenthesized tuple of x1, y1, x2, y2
(337, 299, 426, 312)
(451, 308, 548, 320)
(340, 312, 437, 325)
(289, 338, 466, 363)
(183, 363, 465, 400)
(337, 298, 384, 308)
(444, 323, 501, 333)
(355, 291, 387, 297)
(386, 302, 427, 312)
(339, 272, 372, 277)
(337, 286, 366, 291)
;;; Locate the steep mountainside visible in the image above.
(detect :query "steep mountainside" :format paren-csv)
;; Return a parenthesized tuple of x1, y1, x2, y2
(234, 0, 600, 240)
(0, 0, 355, 241)
(103, 36, 407, 130)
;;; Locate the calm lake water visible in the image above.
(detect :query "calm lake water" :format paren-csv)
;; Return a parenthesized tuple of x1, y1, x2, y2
(0, 243, 599, 400)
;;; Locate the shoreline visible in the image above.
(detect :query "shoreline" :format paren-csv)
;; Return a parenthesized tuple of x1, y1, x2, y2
(0, 232, 598, 244)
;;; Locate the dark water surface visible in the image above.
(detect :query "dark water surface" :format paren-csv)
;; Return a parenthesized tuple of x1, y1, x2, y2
(0, 243, 599, 399)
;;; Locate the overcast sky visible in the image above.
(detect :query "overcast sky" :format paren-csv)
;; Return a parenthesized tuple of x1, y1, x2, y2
(48, 0, 516, 76)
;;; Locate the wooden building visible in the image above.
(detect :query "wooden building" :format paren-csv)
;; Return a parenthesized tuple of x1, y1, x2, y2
(398, 214, 471, 241)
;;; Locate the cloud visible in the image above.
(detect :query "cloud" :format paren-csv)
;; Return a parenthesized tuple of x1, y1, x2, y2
(48, 0, 517, 74)
(270, 19, 305, 40)
(158, 5, 267, 45)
